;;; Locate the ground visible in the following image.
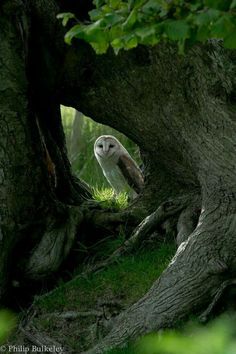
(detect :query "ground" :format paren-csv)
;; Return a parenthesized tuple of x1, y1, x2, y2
(8, 234, 175, 353)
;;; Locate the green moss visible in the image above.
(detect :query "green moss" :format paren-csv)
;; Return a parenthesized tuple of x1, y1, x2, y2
(34, 242, 175, 313)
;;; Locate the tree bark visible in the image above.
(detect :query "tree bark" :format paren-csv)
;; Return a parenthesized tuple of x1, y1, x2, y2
(2, 0, 236, 352)
(0, 0, 90, 293)
(58, 16, 236, 353)
(68, 110, 85, 165)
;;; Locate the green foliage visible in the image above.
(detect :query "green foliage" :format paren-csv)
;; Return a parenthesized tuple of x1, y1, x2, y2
(0, 310, 16, 343)
(137, 316, 236, 354)
(106, 316, 236, 354)
(34, 242, 175, 312)
(57, 0, 236, 54)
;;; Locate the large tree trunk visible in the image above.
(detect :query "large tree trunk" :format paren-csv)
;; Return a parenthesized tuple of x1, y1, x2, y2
(60, 22, 236, 353)
(2, 0, 236, 352)
(67, 110, 85, 165)
(0, 0, 90, 294)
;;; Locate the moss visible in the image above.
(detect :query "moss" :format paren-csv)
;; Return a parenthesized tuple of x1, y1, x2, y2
(31, 242, 174, 351)
(34, 242, 175, 313)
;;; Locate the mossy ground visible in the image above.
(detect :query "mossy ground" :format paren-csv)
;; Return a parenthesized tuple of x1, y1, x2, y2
(30, 240, 175, 352)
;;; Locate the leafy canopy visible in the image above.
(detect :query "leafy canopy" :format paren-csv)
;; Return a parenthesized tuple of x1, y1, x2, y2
(57, 0, 236, 54)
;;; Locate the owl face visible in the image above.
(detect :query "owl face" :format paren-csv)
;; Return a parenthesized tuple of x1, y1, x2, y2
(94, 136, 120, 159)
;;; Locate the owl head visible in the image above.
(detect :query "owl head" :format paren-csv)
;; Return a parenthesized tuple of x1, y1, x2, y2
(94, 135, 121, 159)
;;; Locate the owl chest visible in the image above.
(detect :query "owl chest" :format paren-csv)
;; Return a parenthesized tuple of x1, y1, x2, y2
(103, 166, 130, 193)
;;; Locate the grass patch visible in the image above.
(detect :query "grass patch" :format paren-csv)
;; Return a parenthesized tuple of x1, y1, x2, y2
(92, 187, 128, 210)
(34, 242, 175, 313)
(32, 238, 175, 352)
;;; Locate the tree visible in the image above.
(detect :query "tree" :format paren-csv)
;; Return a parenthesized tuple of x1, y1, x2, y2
(1, 0, 236, 353)
(67, 110, 85, 165)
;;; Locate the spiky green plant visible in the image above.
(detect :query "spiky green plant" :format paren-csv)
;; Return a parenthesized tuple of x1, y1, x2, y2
(92, 187, 128, 210)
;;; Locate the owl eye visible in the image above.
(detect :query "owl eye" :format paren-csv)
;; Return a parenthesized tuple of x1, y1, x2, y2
(98, 144, 103, 148)
(109, 144, 115, 148)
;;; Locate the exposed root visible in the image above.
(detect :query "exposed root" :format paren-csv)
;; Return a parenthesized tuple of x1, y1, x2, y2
(176, 196, 201, 245)
(47, 310, 102, 320)
(83, 207, 137, 231)
(25, 206, 83, 280)
(199, 279, 236, 323)
(100, 195, 193, 259)
(38, 195, 196, 302)
(123, 197, 188, 251)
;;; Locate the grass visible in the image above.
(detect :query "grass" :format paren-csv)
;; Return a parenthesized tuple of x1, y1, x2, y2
(30, 236, 175, 352)
(34, 242, 175, 313)
(92, 187, 129, 210)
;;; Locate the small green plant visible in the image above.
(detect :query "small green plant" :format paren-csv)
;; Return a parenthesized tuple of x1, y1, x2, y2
(137, 316, 236, 354)
(106, 316, 236, 354)
(93, 187, 128, 210)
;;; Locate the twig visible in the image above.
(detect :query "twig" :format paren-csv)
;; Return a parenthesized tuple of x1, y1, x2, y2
(45, 310, 102, 320)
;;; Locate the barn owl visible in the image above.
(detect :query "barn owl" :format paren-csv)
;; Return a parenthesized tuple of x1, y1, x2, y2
(94, 135, 144, 198)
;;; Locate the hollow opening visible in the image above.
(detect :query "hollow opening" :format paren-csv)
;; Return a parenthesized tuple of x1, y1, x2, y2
(61, 105, 143, 203)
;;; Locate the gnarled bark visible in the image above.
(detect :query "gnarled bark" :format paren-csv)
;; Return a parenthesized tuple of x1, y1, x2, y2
(2, 1, 236, 352)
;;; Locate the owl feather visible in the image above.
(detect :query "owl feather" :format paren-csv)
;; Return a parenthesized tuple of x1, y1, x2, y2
(94, 135, 144, 198)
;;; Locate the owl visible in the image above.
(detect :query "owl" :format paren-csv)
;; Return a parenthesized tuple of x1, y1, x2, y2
(94, 135, 144, 198)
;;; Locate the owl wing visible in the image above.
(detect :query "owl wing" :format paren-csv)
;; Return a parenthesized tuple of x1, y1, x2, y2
(117, 154, 144, 193)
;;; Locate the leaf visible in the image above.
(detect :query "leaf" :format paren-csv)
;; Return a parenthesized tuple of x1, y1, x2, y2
(135, 25, 161, 45)
(165, 20, 190, 41)
(224, 31, 236, 48)
(204, 0, 232, 11)
(230, 0, 236, 8)
(65, 20, 107, 45)
(103, 12, 124, 26)
(89, 9, 102, 21)
(109, 0, 121, 9)
(111, 38, 123, 54)
(93, 0, 105, 8)
(196, 25, 210, 41)
(135, 25, 156, 40)
(211, 15, 234, 38)
(194, 9, 220, 26)
(122, 9, 138, 29)
(91, 41, 109, 54)
(65, 24, 84, 44)
(123, 34, 138, 49)
(84, 21, 108, 42)
(194, 9, 220, 41)
(142, 0, 161, 14)
(56, 12, 75, 27)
